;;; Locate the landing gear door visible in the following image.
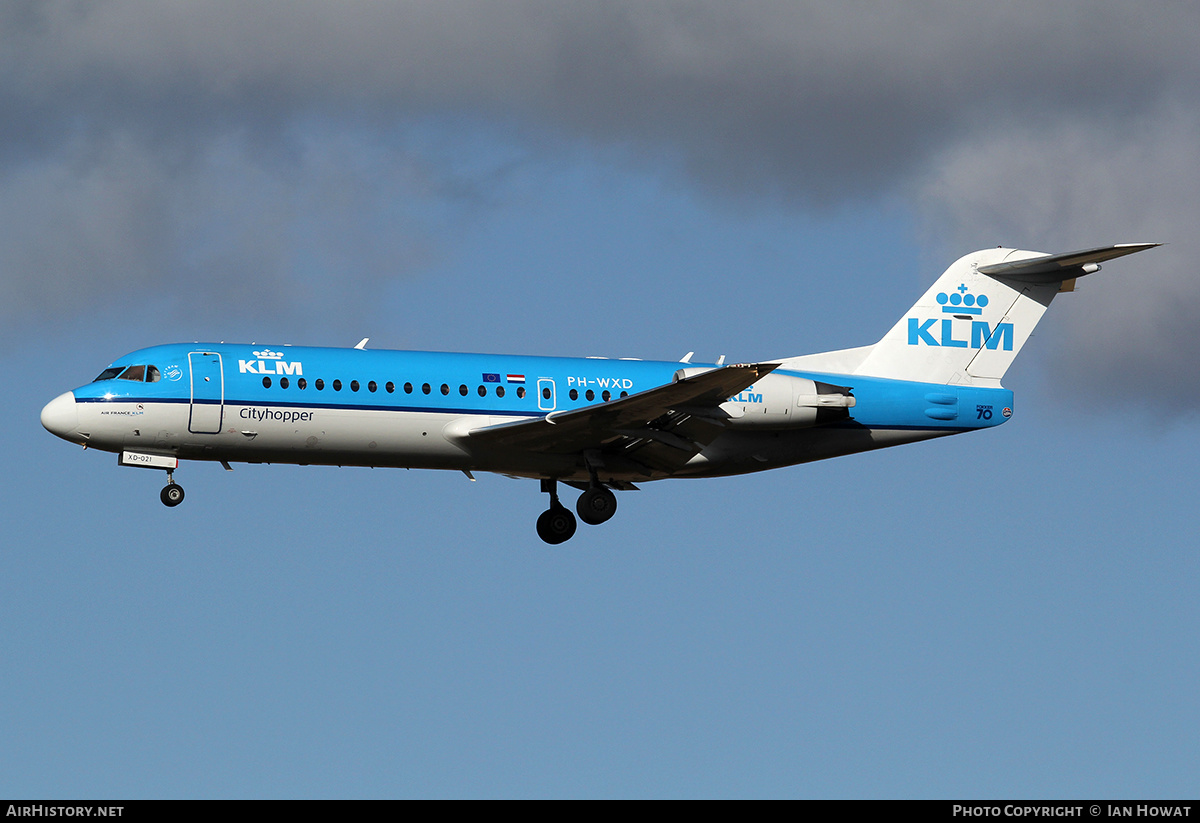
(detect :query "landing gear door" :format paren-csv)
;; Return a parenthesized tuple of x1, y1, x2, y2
(188, 352, 224, 434)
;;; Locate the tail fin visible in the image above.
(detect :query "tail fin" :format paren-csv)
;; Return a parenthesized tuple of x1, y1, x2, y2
(848, 243, 1159, 385)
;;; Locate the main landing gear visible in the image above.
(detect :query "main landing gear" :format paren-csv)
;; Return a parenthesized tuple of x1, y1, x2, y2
(576, 485, 617, 526)
(160, 470, 185, 508)
(536, 480, 618, 544)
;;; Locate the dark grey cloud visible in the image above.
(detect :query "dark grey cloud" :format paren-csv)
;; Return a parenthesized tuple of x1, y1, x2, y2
(6, 2, 1195, 195)
(915, 109, 1200, 409)
(0, 127, 453, 328)
(2, 1, 1198, 404)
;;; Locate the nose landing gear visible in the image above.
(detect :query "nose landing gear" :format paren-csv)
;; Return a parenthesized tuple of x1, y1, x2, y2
(160, 470, 185, 507)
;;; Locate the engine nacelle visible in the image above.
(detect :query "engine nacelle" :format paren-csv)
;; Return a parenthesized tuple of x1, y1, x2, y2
(670, 367, 855, 429)
(719, 373, 855, 428)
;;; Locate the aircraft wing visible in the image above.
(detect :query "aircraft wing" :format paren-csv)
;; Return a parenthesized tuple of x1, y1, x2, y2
(467, 362, 778, 476)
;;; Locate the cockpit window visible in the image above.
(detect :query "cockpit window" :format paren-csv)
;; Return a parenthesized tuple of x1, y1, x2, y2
(93, 363, 162, 382)
(93, 367, 123, 382)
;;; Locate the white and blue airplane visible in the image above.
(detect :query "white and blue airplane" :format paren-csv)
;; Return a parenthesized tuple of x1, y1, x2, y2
(42, 243, 1156, 543)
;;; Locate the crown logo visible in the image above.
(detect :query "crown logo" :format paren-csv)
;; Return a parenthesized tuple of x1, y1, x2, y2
(252, 349, 285, 359)
(936, 284, 989, 315)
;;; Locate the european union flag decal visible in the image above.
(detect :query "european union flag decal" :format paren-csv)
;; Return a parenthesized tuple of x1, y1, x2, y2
(482, 373, 501, 383)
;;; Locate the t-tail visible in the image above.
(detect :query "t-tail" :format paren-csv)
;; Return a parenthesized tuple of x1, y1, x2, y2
(782, 244, 1159, 386)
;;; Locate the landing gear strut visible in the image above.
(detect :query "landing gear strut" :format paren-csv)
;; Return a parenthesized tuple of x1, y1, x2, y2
(160, 470, 185, 508)
(536, 480, 576, 545)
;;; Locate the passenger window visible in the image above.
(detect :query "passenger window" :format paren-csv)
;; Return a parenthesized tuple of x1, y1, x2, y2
(459, 384, 468, 396)
(620, 391, 628, 398)
(542, 387, 552, 400)
(441, 384, 449, 396)
(602, 390, 611, 402)
(298, 378, 308, 390)
(569, 389, 578, 401)
(316, 379, 325, 390)
(280, 377, 290, 389)
(496, 386, 505, 398)
(585, 389, 594, 401)
(385, 382, 394, 393)
(350, 380, 360, 392)
(333, 380, 342, 391)
(422, 383, 431, 395)
(262, 377, 272, 388)
(516, 387, 525, 399)
(477, 385, 487, 397)
(368, 381, 377, 393)
(405, 382, 413, 394)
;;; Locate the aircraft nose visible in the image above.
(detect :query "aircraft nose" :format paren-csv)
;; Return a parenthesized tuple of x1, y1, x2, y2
(41, 391, 79, 440)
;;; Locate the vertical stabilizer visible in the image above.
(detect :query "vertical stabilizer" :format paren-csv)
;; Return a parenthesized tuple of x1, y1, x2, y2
(850, 244, 1158, 386)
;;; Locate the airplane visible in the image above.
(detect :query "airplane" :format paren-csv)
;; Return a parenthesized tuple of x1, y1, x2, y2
(41, 243, 1157, 544)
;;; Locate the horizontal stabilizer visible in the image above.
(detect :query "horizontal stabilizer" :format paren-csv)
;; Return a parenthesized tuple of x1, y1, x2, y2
(977, 243, 1160, 283)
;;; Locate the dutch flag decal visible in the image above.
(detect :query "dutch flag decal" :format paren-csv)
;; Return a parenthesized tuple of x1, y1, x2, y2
(506, 374, 525, 384)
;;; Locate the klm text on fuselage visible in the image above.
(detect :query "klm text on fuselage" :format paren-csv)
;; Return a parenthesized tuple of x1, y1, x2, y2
(238, 358, 304, 375)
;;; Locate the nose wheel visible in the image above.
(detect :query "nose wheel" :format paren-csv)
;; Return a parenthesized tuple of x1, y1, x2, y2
(160, 483, 185, 507)
(160, 471, 185, 507)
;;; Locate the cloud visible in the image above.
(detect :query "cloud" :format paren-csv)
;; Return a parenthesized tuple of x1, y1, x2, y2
(0, 128, 452, 328)
(2, 1, 1198, 403)
(6, 2, 1196, 196)
(913, 103, 1200, 409)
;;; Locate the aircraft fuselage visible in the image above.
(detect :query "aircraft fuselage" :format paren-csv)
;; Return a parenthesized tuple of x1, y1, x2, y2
(43, 342, 1010, 486)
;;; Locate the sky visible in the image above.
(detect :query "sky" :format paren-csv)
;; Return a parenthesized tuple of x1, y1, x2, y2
(2, 1, 1198, 798)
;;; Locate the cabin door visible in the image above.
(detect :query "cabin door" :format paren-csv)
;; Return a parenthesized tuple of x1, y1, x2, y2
(188, 352, 225, 434)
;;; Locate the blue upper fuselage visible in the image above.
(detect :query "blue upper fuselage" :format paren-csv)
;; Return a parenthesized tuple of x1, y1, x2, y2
(70, 342, 1013, 433)
(74, 343, 684, 417)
